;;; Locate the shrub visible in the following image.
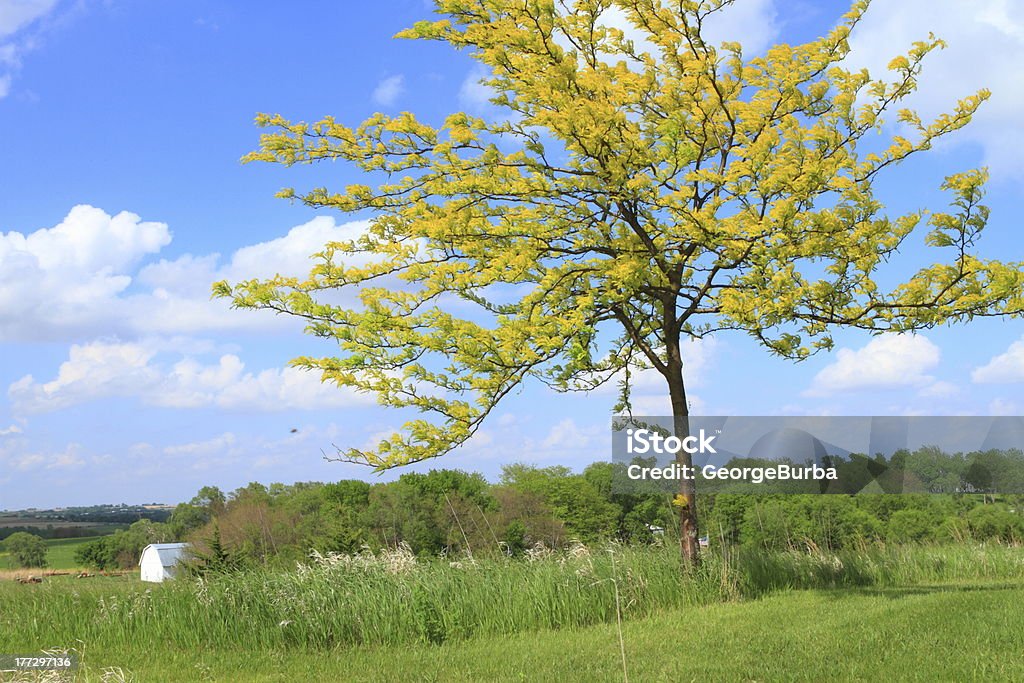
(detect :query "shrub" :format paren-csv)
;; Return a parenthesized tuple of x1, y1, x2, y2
(966, 504, 1024, 543)
(3, 531, 47, 568)
(887, 509, 939, 543)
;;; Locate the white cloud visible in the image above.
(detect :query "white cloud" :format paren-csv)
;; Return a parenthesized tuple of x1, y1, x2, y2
(0, 424, 23, 436)
(0, 441, 84, 472)
(593, 337, 716, 415)
(372, 75, 404, 106)
(0, 207, 372, 341)
(458, 65, 493, 111)
(699, 0, 779, 55)
(222, 216, 370, 283)
(806, 334, 941, 396)
(2, 203, 170, 276)
(7, 340, 161, 411)
(8, 339, 375, 414)
(0, 0, 61, 98)
(0, 205, 169, 339)
(629, 393, 707, 416)
(846, 0, 1024, 180)
(918, 380, 958, 398)
(595, 1, 778, 59)
(47, 442, 86, 469)
(164, 432, 237, 457)
(0, 0, 58, 38)
(989, 398, 1020, 416)
(542, 418, 594, 450)
(972, 337, 1024, 384)
(130, 216, 373, 334)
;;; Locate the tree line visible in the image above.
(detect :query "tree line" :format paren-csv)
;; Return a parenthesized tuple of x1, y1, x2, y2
(59, 460, 1024, 572)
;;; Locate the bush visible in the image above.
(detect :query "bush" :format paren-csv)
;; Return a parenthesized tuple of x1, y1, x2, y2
(887, 509, 938, 543)
(3, 531, 47, 568)
(966, 504, 1024, 543)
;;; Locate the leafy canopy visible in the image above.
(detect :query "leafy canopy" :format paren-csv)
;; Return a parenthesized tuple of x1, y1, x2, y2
(215, 0, 1023, 469)
(4, 531, 48, 568)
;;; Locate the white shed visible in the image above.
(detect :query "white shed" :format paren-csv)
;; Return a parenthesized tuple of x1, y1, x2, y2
(139, 543, 190, 583)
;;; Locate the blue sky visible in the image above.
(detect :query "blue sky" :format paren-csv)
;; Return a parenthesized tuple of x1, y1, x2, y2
(1, 0, 1022, 509)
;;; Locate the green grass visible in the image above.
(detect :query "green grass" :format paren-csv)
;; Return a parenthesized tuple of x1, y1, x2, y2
(1, 544, 1023, 681)
(5, 582, 1024, 681)
(0, 535, 107, 571)
(44, 537, 101, 570)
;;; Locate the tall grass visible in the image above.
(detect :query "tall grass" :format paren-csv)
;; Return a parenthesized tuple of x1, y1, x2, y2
(2, 543, 1022, 652)
(728, 543, 1024, 595)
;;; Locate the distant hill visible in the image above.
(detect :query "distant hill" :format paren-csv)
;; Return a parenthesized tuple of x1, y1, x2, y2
(0, 503, 176, 541)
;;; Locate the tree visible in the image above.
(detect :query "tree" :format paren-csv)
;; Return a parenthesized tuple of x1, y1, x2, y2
(216, 0, 1024, 565)
(73, 520, 174, 570)
(168, 502, 211, 538)
(187, 522, 239, 575)
(3, 531, 48, 568)
(190, 486, 227, 516)
(501, 464, 620, 541)
(75, 536, 121, 570)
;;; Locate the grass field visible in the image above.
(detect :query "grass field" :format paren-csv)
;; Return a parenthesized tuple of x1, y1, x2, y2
(0, 536, 102, 572)
(95, 583, 1024, 682)
(2, 580, 1021, 681)
(1, 544, 1022, 681)
(44, 537, 98, 570)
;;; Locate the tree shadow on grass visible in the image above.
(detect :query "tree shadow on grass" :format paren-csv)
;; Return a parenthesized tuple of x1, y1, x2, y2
(816, 582, 1023, 600)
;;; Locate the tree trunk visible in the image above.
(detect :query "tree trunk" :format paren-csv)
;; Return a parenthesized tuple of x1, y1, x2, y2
(666, 344, 700, 567)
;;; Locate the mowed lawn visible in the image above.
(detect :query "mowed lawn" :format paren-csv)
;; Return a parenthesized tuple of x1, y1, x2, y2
(18, 581, 1024, 682)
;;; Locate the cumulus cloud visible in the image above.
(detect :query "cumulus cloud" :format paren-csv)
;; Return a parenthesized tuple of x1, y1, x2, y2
(846, 0, 1024, 180)
(7, 340, 160, 411)
(137, 215, 371, 299)
(0, 206, 372, 341)
(372, 74, 404, 106)
(131, 216, 373, 335)
(8, 339, 375, 414)
(805, 334, 942, 396)
(972, 336, 1024, 383)
(0, 205, 171, 339)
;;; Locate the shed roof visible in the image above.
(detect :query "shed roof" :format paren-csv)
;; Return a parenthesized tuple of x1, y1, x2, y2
(140, 543, 190, 567)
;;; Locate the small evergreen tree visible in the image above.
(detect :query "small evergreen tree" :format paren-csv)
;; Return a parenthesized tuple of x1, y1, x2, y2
(188, 522, 238, 575)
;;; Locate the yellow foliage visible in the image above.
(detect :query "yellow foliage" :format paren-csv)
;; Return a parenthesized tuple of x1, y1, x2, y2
(215, 0, 1023, 469)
